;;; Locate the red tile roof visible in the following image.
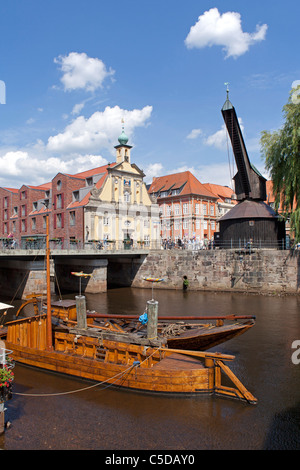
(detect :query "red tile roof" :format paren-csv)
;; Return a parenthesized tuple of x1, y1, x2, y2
(2, 187, 19, 193)
(203, 183, 236, 203)
(148, 171, 217, 199)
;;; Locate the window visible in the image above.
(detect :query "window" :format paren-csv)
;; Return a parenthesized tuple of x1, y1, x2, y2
(174, 204, 180, 215)
(21, 205, 26, 216)
(21, 191, 26, 200)
(211, 221, 215, 230)
(183, 220, 188, 229)
(196, 219, 200, 229)
(12, 221, 16, 233)
(57, 194, 62, 209)
(160, 191, 168, 198)
(4, 210, 7, 220)
(43, 216, 46, 229)
(210, 205, 214, 216)
(21, 219, 26, 232)
(103, 212, 109, 225)
(144, 235, 150, 246)
(69, 211, 76, 226)
(56, 213, 64, 229)
(56, 180, 62, 191)
(31, 218, 36, 230)
(183, 203, 188, 214)
(203, 204, 207, 215)
(86, 177, 93, 186)
(56, 213, 62, 228)
(33, 201, 38, 211)
(13, 206, 18, 215)
(4, 197, 7, 208)
(166, 205, 171, 216)
(195, 203, 199, 214)
(174, 220, 180, 230)
(124, 191, 130, 203)
(73, 191, 79, 202)
(203, 220, 207, 229)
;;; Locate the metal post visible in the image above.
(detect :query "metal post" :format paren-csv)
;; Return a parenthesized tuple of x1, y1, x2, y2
(146, 300, 158, 340)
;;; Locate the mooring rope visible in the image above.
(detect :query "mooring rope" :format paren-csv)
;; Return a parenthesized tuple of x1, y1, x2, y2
(12, 347, 160, 398)
(13, 364, 138, 397)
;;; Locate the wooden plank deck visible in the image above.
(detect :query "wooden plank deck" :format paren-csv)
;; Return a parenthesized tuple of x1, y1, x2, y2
(153, 353, 204, 370)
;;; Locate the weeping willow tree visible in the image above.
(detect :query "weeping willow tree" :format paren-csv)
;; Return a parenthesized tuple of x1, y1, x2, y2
(261, 85, 300, 242)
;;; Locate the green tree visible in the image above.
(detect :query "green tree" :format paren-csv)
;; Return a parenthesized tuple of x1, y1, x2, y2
(260, 85, 300, 242)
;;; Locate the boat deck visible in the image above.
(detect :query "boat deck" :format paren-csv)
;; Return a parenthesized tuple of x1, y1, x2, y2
(153, 353, 204, 370)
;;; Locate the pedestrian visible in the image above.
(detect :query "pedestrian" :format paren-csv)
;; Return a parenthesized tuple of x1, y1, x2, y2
(183, 275, 189, 291)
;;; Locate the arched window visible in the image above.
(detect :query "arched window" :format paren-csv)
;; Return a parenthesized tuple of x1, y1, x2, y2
(124, 191, 130, 202)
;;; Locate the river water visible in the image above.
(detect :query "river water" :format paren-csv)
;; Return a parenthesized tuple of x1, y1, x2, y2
(1, 287, 300, 451)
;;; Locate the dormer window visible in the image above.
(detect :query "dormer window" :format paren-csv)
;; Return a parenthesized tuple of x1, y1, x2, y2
(171, 189, 180, 195)
(86, 177, 93, 186)
(73, 191, 79, 202)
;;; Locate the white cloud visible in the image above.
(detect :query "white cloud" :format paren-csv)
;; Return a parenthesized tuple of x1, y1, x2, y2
(205, 124, 228, 149)
(0, 149, 108, 187)
(47, 105, 153, 154)
(186, 128, 202, 139)
(205, 119, 244, 149)
(72, 102, 85, 115)
(0, 104, 153, 187)
(26, 117, 35, 125)
(144, 163, 164, 182)
(185, 8, 268, 58)
(54, 52, 115, 92)
(144, 162, 234, 187)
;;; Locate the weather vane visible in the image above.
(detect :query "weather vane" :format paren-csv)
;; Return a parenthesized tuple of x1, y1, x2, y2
(224, 82, 230, 98)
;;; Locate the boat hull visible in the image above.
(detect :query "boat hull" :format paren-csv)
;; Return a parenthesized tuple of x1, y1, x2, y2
(4, 340, 211, 396)
(166, 321, 254, 351)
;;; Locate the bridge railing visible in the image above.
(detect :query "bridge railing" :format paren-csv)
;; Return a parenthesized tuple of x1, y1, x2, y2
(0, 238, 296, 253)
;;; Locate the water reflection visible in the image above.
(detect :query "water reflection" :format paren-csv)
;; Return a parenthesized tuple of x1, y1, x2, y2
(1, 288, 300, 450)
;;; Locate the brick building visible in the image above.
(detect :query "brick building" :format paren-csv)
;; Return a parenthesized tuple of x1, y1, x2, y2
(202, 183, 236, 227)
(0, 130, 160, 248)
(147, 171, 219, 245)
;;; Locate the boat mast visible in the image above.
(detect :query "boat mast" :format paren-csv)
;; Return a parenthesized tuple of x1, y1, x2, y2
(45, 209, 52, 351)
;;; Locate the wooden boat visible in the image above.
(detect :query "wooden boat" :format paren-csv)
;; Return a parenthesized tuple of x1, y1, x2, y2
(13, 295, 255, 352)
(86, 312, 255, 351)
(0, 216, 257, 403)
(3, 313, 257, 402)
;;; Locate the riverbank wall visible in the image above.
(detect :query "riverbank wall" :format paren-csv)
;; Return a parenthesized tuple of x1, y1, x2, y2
(132, 249, 300, 295)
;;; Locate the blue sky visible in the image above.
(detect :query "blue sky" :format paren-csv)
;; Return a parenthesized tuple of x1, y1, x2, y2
(0, 0, 299, 189)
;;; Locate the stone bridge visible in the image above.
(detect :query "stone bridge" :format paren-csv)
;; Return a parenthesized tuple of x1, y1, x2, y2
(0, 247, 149, 299)
(0, 247, 299, 300)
